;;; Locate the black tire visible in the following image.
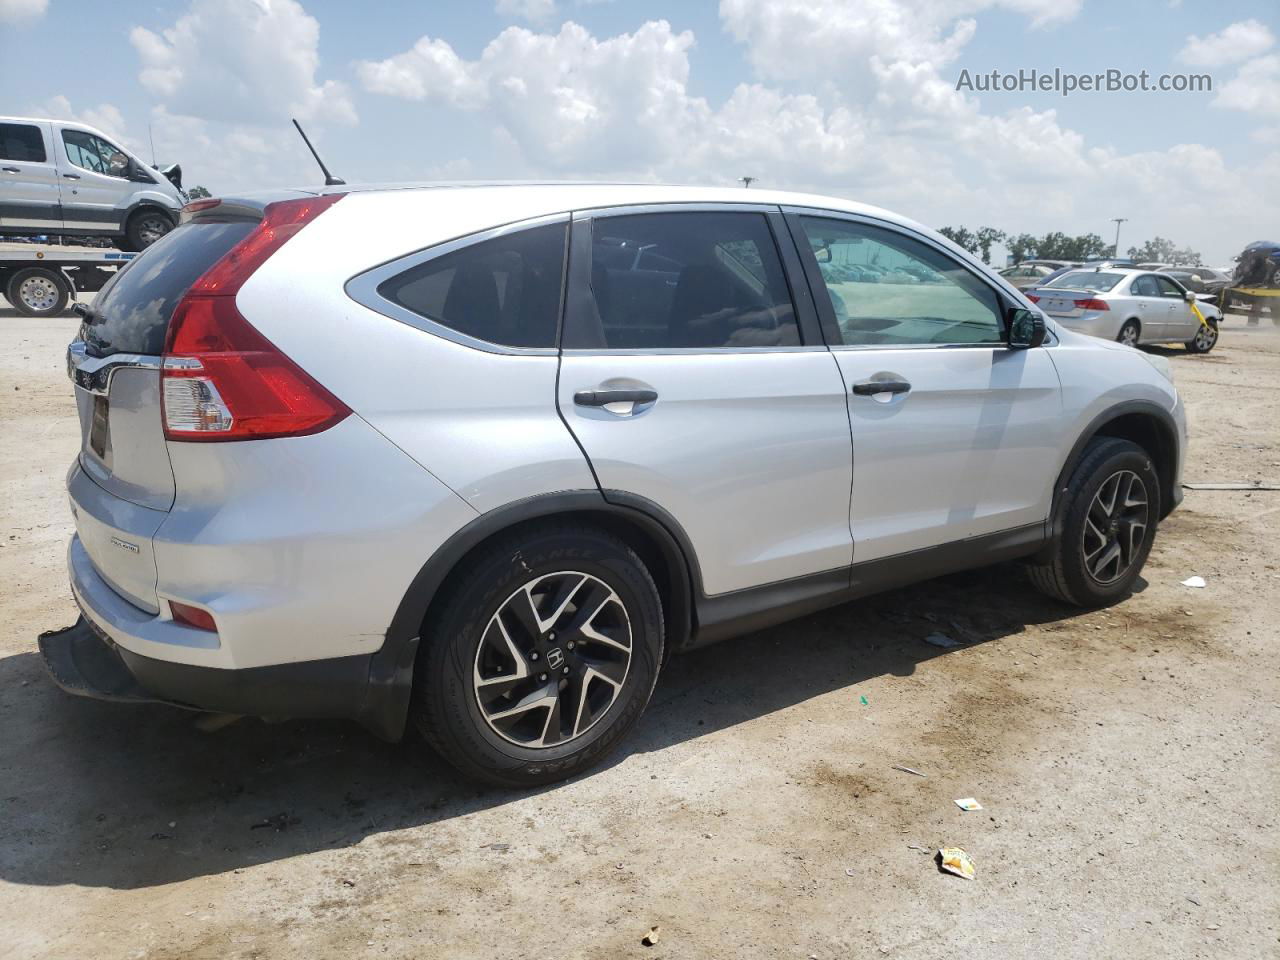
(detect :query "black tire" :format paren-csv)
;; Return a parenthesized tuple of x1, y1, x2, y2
(1027, 437, 1161, 607)
(5, 267, 70, 317)
(121, 208, 174, 251)
(411, 523, 664, 787)
(1117, 319, 1140, 347)
(1185, 318, 1218, 354)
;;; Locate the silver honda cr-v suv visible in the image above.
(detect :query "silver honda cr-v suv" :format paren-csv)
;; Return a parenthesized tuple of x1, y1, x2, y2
(41, 184, 1186, 786)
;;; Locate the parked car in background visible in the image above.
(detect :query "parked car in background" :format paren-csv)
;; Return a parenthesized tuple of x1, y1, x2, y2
(1028, 267, 1220, 352)
(999, 262, 1059, 289)
(43, 184, 1186, 786)
(1158, 266, 1231, 298)
(0, 116, 183, 250)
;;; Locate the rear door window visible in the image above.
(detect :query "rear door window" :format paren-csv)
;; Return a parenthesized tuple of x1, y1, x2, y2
(0, 123, 47, 162)
(376, 222, 567, 349)
(568, 211, 800, 350)
(82, 220, 255, 357)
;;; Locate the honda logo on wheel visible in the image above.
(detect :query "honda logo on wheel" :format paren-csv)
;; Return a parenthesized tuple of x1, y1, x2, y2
(546, 647, 564, 670)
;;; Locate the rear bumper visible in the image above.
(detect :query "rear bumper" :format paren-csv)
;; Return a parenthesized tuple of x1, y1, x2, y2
(39, 615, 393, 734)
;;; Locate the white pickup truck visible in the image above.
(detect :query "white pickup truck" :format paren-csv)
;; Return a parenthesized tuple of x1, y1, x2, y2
(0, 116, 183, 251)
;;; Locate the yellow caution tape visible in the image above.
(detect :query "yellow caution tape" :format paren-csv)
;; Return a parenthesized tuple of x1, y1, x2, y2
(1188, 298, 1212, 330)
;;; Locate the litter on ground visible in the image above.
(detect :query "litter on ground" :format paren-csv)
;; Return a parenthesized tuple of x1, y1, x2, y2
(1181, 576, 1207, 588)
(892, 765, 926, 777)
(954, 798, 983, 812)
(937, 847, 976, 880)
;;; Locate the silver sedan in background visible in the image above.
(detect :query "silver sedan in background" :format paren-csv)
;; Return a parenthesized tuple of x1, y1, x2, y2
(1027, 267, 1221, 353)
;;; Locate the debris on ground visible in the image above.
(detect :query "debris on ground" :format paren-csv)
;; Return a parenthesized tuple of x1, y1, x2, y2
(1181, 576, 1207, 588)
(892, 765, 926, 778)
(937, 847, 976, 880)
(340, 878, 356, 887)
(482, 842, 510, 853)
(859, 695, 869, 706)
(1183, 482, 1280, 491)
(845, 867, 855, 877)
(642, 925, 661, 946)
(924, 632, 963, 649)
(954, 798, 983, 812)
(907, 845, 932, 854)
(250, 813, 301, 832)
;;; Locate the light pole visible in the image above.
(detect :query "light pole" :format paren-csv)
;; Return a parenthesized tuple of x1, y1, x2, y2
(739, 176, 756, 189)
(1111, 217, 1128, 259)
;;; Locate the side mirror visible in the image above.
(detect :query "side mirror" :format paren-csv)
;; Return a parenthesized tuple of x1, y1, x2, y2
(107, 153, 129, 177)
(1184, 290, 1196, 303)
(1007, 307, 1045, 349)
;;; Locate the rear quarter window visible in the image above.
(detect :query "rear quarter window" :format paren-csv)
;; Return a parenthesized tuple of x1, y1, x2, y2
(0, 123, 47, 162)
(375, 222, 568, 349)
(82, 220, 255, 357)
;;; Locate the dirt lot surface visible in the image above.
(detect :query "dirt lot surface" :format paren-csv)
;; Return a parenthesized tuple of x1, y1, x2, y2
(1, 300, 1277, 960)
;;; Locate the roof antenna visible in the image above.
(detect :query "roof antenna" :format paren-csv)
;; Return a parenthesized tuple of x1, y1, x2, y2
(292, 118, 345, 186)
(148, 122, 157, 166)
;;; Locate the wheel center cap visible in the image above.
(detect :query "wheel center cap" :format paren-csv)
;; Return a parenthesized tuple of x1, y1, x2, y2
(545, 646, 564, 670)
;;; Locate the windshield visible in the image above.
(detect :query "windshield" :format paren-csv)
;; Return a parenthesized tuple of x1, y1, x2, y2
(1045, 271, 1123, 292)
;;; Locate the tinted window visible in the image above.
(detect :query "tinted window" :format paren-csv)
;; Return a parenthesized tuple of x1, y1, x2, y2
(82, 220, 255, 357)
(1128, 275, 1159, 297)
(377, 222, 566, 348)
(1048, 271, 1123, 292)
(574, 212, 799, 349)
(0, 123, 47, 162)
(62, 129, 128, 177)
(799, 217, 1002, 346)
(1153, 275, 1185, 298)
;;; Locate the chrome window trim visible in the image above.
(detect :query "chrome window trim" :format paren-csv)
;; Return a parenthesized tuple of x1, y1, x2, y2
(67, 340, 162, 396)
(566, 201, 823, 354)
(781, 204, 1041, 353)
(344, 212, 571, 357)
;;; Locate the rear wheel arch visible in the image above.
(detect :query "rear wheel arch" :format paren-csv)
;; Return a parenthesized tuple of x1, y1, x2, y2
(360, 492, 697, 741)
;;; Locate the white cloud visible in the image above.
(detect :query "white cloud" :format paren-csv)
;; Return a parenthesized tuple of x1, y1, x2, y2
(0, 0, 47, 22)
(496, 0, 557, 24)
(34, 96, 132, 147)
(1214, 53, 1280, 119)
(1178, 18, 1274, 65)
(130, 0, 356, 127)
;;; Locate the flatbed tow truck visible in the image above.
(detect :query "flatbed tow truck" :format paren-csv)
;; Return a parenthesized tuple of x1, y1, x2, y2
(0, 242, 136, 317)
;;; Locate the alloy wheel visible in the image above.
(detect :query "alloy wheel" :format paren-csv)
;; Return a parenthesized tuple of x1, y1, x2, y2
(1120, 323, 1139, 347)
(18, 275, 59, 312)
(1081, 469, 1149, 584)
(473, 571, 632, 749)
(1193, 323, 1217, 351)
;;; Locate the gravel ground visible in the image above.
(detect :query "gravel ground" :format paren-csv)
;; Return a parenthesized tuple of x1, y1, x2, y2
(0, 300, 1277, 960)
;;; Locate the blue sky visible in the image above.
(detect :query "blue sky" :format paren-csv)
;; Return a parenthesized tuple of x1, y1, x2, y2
(2, 0, 1277, 263)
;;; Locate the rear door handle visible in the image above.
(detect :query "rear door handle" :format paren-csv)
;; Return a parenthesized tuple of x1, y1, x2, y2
(574, 389, 658, 406)
(62, 173, 80, 180)
(1, 167, 19, 174)
(851, 379, 911, 396)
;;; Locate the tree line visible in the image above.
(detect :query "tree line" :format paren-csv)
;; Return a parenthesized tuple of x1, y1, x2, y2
(936, 226, 1202, 267)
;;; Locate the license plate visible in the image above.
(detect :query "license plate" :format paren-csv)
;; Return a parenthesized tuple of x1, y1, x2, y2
(89, 395, 110, 459)
(1044, 299, 1072, 313)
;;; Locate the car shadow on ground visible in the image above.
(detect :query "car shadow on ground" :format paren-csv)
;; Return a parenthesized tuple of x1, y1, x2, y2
(0, 563, 1091, 891)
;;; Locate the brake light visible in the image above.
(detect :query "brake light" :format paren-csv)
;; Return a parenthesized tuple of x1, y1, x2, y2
(1026, 294, 1040, 303)
(170, 600, 217, 632)
(161, 195, 349, 441)
(1074, 298, 1110, 311)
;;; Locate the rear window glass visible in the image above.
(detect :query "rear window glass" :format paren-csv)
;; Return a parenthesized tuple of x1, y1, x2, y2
(0, 123, 47, 162)
(81, 220, 254, 357)
(1045, 271, 1122, 292)
(376, 222, 567, 349)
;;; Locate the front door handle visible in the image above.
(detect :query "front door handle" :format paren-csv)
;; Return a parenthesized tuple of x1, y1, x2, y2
(851, 379, 911, 396)
(1, 167, 19, 174)
(62, 173, 81, 180)
(574, 388, 658, 407)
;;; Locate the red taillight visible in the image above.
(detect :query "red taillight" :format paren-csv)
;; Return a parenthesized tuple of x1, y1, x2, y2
(1074, 298, 1110, 311)
(1026, 294, 1040, 303)
(162, 194, 349, 442)
(170, 600, 217, 632)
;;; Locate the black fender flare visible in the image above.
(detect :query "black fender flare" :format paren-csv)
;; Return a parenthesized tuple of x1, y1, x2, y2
(357, 489, 700, 741)
(1041, 399, 1181, 553)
